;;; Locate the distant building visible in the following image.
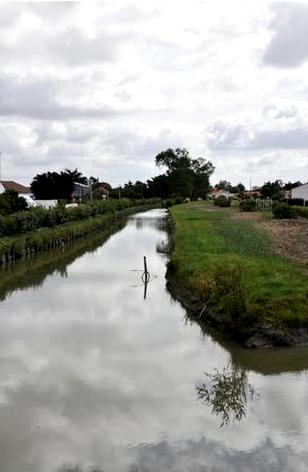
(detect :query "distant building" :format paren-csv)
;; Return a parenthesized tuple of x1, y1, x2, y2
(210, 189, 233, 199)
(0, 180, 31, 197)
(94, 183, 110, 200)
(35, 200, 58, 209)
(0, 180, 36, 206)
(243, 190, 262, 198)
(291, 183, 308, 203)
(72, 182, 91, 200)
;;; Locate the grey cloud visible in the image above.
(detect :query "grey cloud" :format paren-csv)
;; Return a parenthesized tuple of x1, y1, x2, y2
(264, 2, 308, 68)
(207, 121, 308, 151)
(0, 24, 118, 67)
(127, 437, 308, 472)
(0, 75, 119, 120)
(47, 28, 116, 66)
(207, 122, 250, 150)
(253, 127, 308, 150)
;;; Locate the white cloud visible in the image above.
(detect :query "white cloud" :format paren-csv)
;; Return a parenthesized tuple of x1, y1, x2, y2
(0, 0, 307, 187)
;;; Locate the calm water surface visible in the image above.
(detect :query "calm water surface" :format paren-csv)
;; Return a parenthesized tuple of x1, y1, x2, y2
(0, 208, 308, 472)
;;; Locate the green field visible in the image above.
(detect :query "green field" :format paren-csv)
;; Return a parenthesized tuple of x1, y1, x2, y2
(169, 203, 308, 330)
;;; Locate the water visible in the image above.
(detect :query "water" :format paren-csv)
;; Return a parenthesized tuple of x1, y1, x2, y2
(0, 208, 308, 472)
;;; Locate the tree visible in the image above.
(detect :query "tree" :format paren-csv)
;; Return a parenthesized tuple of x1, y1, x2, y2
(284, 181, 302, 190)
(196, 362, 254, 427)
(0, 190, 28, 215)
(261, 180, 283, 199)
(236, 183, 246, 193)
(155, 148, 214, 198)
(215, 180, 232, 191)
(31, 171, 75, 200)
(64, 168, 88, 184)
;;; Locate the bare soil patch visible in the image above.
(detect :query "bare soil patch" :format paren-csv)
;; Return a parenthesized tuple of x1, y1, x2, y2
(233, 211, 308, 265)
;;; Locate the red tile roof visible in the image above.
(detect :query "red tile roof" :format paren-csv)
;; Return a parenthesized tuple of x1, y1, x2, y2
(0, 181, 31, 194)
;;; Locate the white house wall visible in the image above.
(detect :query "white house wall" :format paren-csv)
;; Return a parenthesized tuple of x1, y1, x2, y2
(0, 183, 5, 194)
(292, 184, 308, 201)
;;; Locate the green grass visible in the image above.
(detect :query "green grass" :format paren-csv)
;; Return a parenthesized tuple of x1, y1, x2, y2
(170, 203, 308, 328)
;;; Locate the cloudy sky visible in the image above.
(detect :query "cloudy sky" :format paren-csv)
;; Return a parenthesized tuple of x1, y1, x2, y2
(1, 0, 308, 187)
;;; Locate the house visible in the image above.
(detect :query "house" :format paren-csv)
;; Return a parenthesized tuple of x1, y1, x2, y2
(243, 189, 262, 198)
(210, 189, 233, 199)
(0, 180, 36, 206)
(94, 183, 110, 200)
(0, 180, 31, 197)
(72, 182, 91, 200)
(35, 200, 58, 209)
(291, 183, 308, 203)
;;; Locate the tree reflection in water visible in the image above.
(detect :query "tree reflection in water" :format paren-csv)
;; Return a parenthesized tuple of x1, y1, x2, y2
(196, 362, 254, 427)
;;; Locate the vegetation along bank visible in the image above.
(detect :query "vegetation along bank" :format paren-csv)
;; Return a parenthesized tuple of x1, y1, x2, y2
(167, 202, 308, 348)
(0, 199, 161, 265)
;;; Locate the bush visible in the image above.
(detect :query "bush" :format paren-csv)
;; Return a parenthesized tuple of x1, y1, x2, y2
(164, 199, 175, 208)
(239, 199, 256, 212)
(288, 198, 305, 206)
(214, 196, 231, 207)
(272, 204, 296, 219)
(0, 198, 161, 237)
(293, 206, 308, 218)
(175, 197, 184, 205)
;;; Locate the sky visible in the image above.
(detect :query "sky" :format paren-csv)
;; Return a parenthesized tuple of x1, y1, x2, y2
(0, 0, 308, 188)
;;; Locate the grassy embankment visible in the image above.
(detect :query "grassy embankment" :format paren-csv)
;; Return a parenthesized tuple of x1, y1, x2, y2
(168, 202, 308, 345)
(0, 200, 160, 265)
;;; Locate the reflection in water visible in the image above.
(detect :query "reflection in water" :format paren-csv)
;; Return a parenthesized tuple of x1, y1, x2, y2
(0, 224, 123, 302)
(0, 209, 308, 472)
(196, 362, 254, 427)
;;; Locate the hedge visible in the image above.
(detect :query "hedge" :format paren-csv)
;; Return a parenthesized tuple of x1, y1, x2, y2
(294, 206, 308, 218)
(0, 202, 161, 265)
(0, 198, 161, 237)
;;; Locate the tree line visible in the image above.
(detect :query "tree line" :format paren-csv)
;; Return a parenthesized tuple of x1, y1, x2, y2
(30, 148, 215, 201)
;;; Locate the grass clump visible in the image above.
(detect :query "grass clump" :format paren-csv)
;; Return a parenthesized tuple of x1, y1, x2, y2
(170, 202, 308, 330)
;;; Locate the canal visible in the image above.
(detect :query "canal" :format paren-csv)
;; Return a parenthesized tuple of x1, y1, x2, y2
(0, 208, 307, 471)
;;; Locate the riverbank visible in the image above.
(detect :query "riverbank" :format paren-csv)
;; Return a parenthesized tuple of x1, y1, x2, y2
(0, 203, 160, 266)
(167, 202, 308, 348)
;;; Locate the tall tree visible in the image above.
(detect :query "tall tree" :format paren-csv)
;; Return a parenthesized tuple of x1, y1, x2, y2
(155, 148, 214, 198)
(64, 168, 88, 184)
(261, 180, 283, 198)
(31, 171, 75, 200)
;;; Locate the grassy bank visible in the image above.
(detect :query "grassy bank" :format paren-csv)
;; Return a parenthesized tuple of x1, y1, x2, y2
(0, 203, 159, 265)
(168, 202, 308, 346)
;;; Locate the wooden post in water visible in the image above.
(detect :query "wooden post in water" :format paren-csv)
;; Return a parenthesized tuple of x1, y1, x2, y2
(143, 256, 149, 300)
(144, 256, 148, 279)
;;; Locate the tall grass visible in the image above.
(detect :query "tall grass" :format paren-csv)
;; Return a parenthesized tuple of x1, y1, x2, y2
(170, 203, 308, 329)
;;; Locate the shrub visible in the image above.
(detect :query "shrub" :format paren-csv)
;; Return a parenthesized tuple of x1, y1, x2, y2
(0, 198, 161, 237)
(175, 197, 184, 205)
(272, 203, 296, 219)
(294, 206, 308, 218)
(288, 198, 304, 206)
(164, 199, 175, 208)
(214, 196, 231, 207)
(239, 199, 256, 212)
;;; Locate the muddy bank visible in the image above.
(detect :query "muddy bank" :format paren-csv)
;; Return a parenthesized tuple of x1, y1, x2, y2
(166, 268, 308, 348)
